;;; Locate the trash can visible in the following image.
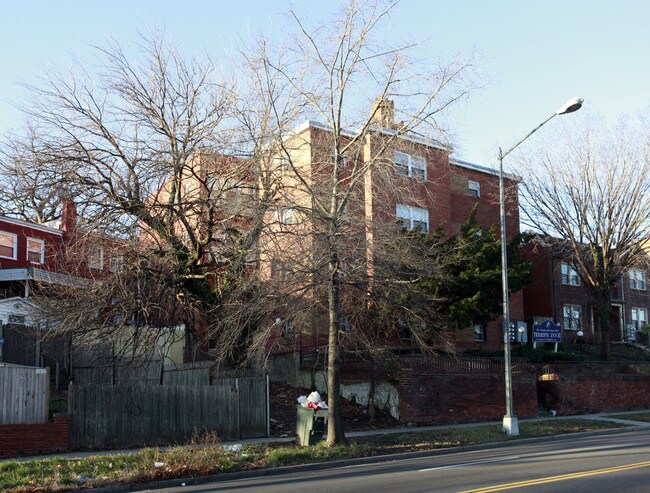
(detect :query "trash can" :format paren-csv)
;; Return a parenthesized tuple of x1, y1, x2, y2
(296, 405, 328, 446)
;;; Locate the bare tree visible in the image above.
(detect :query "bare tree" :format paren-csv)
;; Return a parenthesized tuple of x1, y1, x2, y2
(4, 33, 288, 354)
(0, 125, 79, 222)
(227, 0, 475, 445)
(518, 116, 650, 360)
(5, 1, 474, 445)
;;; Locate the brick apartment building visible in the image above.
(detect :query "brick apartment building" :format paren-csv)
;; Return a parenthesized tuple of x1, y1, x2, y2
(254, 99, 525, 356)
(523, 239, 650, 344)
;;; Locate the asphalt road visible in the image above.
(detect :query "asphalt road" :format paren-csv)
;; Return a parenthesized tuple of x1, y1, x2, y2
(154, 427, 650, 493)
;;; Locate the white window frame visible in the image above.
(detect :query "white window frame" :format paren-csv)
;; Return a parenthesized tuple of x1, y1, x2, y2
(109, 254, 124, 273)
(330, 148, 349, 169)
(89, 247, 104, 271)
(563, 304, 582, 331)
(26, 237, 45, 264)
(396, 204, 429, 233)
(629, 269, 647, 291)
(468, 180, 481, 198)
(394, 151, 426, 180)
(473, 324, 485, 342)
(8, 314, 26, 325)
(0, 230, 17, 260)
(631, 307, 648, 330)
(275, 156, 291, 176)
(276, 317, 295, 336)
(279, 207, 294, 225)
(561, 263, 580, 286)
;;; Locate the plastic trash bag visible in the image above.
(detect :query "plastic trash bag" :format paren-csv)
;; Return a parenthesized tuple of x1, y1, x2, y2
(307, 391, 321, 404)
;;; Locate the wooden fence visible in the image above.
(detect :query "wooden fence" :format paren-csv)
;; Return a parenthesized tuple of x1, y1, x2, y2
(68, 373, 269, 450)
(0, 364, 49, 424)
(1, 324, 70, 390)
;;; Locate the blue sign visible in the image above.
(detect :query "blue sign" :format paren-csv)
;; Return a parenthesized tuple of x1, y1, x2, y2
(532, 320, 562, 343)
(0, 337, 4, 346)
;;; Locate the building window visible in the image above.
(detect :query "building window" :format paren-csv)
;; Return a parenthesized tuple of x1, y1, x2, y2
(561, 263, 580, 286)
(109, 255, 124, 273)
(89, 247, 104, 270)
(473, 324, 485, 342)
(8, 314, 26, 325)
(394, 151, 426, 180)
(278, 207, 294, 225)
(0, 231, 17, 260)
(468, 180, 481, 198)
(276, 317, 295, 336)
(631, 307, 648, 330)
(330, 148, 349, 169)
(26, 237, 45, 264)
(563, 304, 582, 330)
(338, 316, 351, 333)
(274, 156, 291, 176)
(396, 204, 429, 233)
(629, 269, 646, 291)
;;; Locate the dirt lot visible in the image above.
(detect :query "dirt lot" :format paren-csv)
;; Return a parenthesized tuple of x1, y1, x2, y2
(269, 382, 399, 437)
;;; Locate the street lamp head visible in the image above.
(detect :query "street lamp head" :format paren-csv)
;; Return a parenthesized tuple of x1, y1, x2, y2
(556, 97, 584, 115)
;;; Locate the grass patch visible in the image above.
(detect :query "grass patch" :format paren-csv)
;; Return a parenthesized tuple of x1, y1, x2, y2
(605, 412, 650, 422)
(0, 419, 625, 493)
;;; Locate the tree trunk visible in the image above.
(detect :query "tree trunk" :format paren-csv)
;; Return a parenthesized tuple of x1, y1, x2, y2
(326, 244, 346, 446)
(596, 293, 612, 361)
(368, 363, 376, 423)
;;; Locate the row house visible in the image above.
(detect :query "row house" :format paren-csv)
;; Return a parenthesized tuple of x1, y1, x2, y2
(523, 240, 650, 344)
(0, 201, 186, 371)
(0, 201, 122, 338)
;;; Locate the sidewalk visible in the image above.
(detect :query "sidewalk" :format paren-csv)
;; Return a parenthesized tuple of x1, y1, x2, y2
(3, 410, 649, 463)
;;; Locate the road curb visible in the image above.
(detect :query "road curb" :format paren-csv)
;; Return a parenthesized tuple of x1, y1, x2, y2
(69, 424, 650, 493)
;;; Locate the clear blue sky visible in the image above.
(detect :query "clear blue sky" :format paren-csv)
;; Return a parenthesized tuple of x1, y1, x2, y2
(1, 0, 648, 166)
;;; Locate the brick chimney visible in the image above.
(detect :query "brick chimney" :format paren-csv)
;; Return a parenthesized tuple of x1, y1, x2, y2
(370, 97, 395, 128)
(61, 198, 77, 236)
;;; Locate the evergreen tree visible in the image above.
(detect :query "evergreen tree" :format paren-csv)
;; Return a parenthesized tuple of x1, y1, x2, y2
(418, 207, 532, 330)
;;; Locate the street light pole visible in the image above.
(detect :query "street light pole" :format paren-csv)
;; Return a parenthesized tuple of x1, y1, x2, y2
(499, 97, 583, 436)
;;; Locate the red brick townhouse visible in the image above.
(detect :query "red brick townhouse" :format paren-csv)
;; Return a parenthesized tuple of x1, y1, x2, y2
(0, 201, 121, 324)
(523, 239, 650, 344)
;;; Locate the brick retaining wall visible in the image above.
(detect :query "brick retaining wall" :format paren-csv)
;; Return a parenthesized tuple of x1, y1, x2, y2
(397, 363, 538, 424)
(538, 374, 650, 415)
(0, 414, 69, 458)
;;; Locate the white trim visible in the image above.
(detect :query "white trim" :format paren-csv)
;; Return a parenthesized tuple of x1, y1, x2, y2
(629, 269, 647, 291)
(293, 120, 451, 152)
(631, 307, 648, 330)
(562, 303, 582, 330)
(561, 262, 580, 286)
(292, 121, 521, 183)
(394, 151, 427, 180)
(27, 237, 45, 264)
(89, 247, 104, 270)
(367, 124, 451, 152)
(396, 203, 429, 232)
(0, 216, 63, 236)
(468, 180, 481, 198)
(0, 230, 18, 260)
(450, 157, 521, 181)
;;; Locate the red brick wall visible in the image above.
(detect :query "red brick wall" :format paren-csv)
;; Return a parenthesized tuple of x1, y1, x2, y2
(538, 375, 650, 415)
(397, 367, 538, 424)
(0, 414, 69, 458)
